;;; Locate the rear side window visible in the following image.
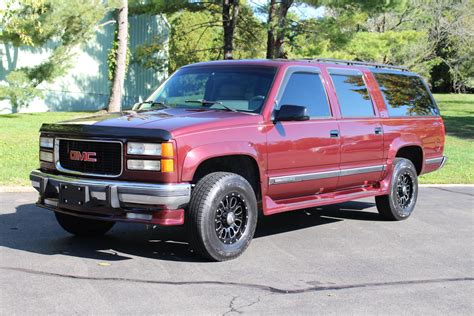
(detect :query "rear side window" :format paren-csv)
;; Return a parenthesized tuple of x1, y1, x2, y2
(279, 72, 330, 118)
(374, 73, 438, 116)
(330, 74, 375, 117)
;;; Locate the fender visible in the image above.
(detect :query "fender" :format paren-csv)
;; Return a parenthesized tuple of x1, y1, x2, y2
(379, 134, 423, 192)
(386, 135, 424, 163)
(180, 141, 267, 186)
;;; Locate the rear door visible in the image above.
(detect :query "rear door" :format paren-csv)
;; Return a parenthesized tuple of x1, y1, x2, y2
(328, 68, 385, 189)
(266, 66, 340, 200)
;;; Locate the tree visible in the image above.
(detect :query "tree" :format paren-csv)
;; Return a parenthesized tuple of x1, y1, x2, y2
(131, 0, 263, 63)
(0, 0, 109, 112)
(108, 0, 129, 112)
(265, 0, 296, 59)
(264, 0, 410, 59)
(418, 0, 473, 92)
(133, 0, 265, 73)
(166, 10, 222, 73)
(222, 0, 240, 59)
(266, 0, 277, 58)
(354, 0, 473, 92)
(274, 0, 294, 58)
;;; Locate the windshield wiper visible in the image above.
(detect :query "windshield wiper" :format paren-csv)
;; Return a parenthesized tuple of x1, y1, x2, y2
(136, 100, 169, 111)
(185, 99, 237, 112)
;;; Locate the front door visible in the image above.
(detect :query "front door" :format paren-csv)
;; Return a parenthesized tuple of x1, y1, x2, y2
(266, 67, 340, 200)
(328, 68, 384, 189)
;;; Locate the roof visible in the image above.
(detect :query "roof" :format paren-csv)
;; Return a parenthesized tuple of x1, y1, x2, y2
(183, 58, 409, 72)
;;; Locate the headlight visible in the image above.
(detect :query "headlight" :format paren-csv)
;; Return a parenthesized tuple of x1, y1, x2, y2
(127, 159, 161, 171)
(40, 137, 54, 149)
(39, 151, 54, 162)
(127, 142, 161, 156)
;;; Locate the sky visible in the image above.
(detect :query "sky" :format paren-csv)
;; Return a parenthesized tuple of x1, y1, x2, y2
(249, 0, 326, 20)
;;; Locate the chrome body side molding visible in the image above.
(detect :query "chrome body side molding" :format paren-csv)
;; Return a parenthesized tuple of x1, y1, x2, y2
(425, 156, 447, 169)
(425, 157, 444, 165)
(269, 165, 386, 185)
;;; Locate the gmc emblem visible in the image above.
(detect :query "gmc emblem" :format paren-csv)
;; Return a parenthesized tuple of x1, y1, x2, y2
(69, 150, 97, 162)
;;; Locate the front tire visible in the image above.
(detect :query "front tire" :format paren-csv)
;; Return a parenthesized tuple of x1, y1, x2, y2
(55, 212, 115, 237)
(376, 158, 418, 221)
(187, 172, 258, 261)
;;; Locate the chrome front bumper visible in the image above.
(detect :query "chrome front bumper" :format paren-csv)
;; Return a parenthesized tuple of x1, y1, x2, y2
(30, 169, 191, 210)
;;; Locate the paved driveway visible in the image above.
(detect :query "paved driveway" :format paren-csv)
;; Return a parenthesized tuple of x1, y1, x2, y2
(1, 187, 473, 314)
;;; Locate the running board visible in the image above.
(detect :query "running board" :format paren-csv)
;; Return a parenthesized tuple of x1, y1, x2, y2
(263, 185, 387, 216)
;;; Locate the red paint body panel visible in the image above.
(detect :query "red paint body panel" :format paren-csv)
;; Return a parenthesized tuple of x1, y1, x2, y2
(40, 59, 446, 221)
(152, 209, 185, 226)
(266, 119, 340, 199)
(336, 120, 385, 188)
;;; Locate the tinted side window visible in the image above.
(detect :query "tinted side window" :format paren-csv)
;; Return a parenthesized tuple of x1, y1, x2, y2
(279, 73, 330, 118)
(374, 73, 438, 116)
(331, 74, 375, 117)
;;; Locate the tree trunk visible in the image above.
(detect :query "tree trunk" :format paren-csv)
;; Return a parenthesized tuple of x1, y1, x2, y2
(266, 0, 277, 59)
(275, 0, 293, 59)
(222, 0, 239, 60)
(108, 0, 128, 112)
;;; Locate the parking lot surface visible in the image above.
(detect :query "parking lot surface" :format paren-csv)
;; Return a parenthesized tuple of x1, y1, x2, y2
(1, 187, 473, 314)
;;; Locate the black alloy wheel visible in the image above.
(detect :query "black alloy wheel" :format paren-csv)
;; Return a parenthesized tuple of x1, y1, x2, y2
(376, 158, 418, 221)
(214, 193, 248, 245)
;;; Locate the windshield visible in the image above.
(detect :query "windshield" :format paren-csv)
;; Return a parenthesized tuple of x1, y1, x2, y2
(144, 65, 277, 113)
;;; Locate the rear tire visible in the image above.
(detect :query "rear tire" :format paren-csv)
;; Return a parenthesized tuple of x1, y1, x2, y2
(55, 212, 115, 237)
(376, 158, 418, 221)
(187, 172, 258, 261)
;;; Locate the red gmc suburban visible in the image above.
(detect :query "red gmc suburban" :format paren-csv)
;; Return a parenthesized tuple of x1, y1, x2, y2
(30, 59, 447, 261)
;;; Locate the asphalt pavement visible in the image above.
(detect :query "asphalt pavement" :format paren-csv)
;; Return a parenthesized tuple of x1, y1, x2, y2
(1, 187, 473, 314)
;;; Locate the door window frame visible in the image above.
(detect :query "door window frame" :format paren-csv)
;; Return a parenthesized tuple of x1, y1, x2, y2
(327, 67, 379, 119)
(273, 66, 333, 120)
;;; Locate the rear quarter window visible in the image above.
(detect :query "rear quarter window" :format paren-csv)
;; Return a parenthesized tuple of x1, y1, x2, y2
(373, 73, 439, 116)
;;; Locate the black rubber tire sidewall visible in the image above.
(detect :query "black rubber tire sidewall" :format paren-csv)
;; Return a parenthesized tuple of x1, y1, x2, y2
(377, 158, 418, 221)
(187, 172, 258, 261)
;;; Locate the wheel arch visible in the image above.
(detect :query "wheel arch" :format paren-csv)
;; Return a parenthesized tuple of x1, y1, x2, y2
(181, 142, 265, 198)
(394, 145, 424, 175)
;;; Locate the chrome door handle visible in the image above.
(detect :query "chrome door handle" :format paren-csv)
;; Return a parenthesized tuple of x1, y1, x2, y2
(330, 130, 339, 138)
(375, 127, 383, 135)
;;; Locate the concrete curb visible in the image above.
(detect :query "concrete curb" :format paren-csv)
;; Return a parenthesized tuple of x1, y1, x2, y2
(0, 184, 473, 193)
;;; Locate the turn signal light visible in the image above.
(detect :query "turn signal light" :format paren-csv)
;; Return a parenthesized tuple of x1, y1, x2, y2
(161, 143, 174, 157)
(161, 159, 174, 172)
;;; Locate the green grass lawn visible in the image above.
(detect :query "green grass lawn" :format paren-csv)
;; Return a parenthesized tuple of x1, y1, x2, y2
(0, 112, 90, 186)
(419, 94, 474, 184)
(0, 94, 473, 185)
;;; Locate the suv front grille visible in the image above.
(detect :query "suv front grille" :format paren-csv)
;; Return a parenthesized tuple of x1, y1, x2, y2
(57, 139, 122, 177)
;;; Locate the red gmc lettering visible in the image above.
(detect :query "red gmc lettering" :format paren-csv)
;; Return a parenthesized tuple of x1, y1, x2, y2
(69, 150, 97, 162)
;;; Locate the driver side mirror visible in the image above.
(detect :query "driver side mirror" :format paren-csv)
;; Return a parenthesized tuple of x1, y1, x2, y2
(275, 105, 310, 122)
